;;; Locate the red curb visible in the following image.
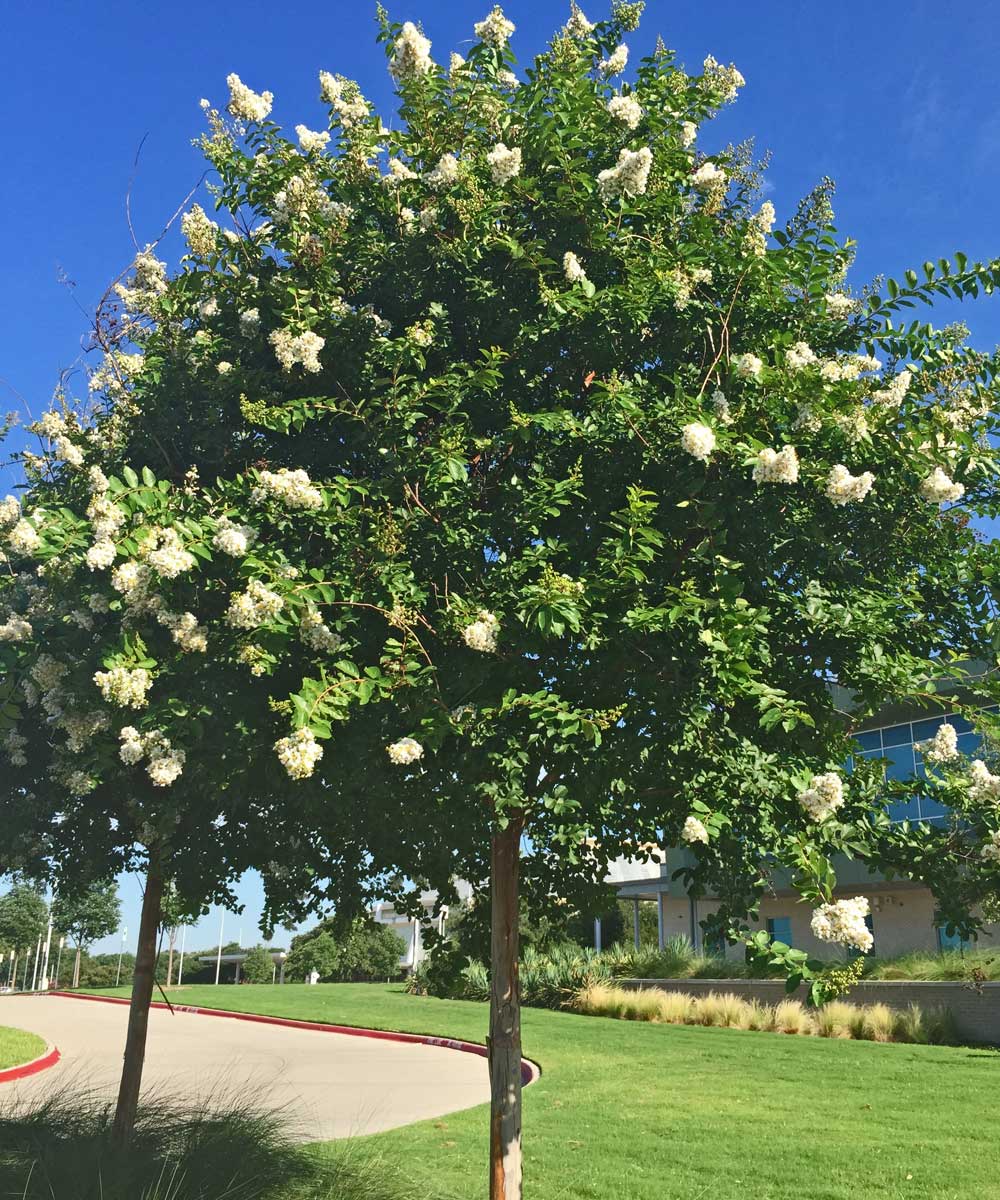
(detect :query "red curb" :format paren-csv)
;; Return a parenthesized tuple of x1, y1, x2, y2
(0, 1045, 60, 1084)
(50, 991, 541, 1086)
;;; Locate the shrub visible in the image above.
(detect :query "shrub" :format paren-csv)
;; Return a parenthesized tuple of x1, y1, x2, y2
(815, 1001, 856, 1039)
(773, 999, 814, 1036)
(241, 946, 274, 984)
(859, 1003, 896, 1043)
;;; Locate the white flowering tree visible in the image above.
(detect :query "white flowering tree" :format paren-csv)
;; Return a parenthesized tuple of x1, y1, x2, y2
(3, 2, 1000, 1191)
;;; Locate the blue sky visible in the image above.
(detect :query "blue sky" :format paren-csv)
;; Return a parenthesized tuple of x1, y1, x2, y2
(3, 1, 998, 955)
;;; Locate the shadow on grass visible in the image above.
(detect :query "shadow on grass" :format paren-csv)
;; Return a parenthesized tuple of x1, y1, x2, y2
(0, 1088, 410, 1200)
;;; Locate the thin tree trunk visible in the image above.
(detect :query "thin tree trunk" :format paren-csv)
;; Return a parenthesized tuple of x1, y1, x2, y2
(72, 946, 81, 989)
(111, 862, 163, 1146)
(489, 810, 524, 1200)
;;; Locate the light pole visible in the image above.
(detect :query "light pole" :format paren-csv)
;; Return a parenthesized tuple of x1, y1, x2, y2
(54, 937, 65, 988)
(40, 912, 53, 990)
(22, 947, 32, 991)
(214, 911, 225, 985)
(8, 951, 16, 989)
(30, 934, 41, 990)
(177, 925, 187, 987)
(115, 926, 128, 988)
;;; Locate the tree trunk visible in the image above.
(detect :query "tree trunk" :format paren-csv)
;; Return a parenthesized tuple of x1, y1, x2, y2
(72, 946, 81, 989)
(111, 863, 163, 1146)
(489, 811, 524, 1200)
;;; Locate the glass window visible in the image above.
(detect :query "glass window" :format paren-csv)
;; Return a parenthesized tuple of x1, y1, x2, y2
(881, 723, 913, 747)
(958, 732, 982, 757)
(917, 795, 950, 823)
(883, 744, 916, 781)
(887, 797, 920, 822)
(937, 926, 968, 952)
(854, 730, 883, 752)
(911, 716, 945, 742)
(767, 917, 792, 946)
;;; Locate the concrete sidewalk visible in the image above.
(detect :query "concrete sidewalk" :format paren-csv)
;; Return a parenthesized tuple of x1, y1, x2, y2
(0, 993, 489, 1140)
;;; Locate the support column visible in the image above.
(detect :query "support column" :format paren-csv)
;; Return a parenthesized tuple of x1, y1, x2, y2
(689, 895, 699, 952)
(656, 892, 665, 951)
(594, 916, 603, 952)
(633, 899, 641, 950)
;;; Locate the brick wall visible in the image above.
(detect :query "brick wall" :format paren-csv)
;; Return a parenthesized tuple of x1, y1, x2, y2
(621, 977, 1000, 1044)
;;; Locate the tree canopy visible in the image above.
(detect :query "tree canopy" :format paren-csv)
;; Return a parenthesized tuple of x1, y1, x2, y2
(3, 0, 1000, 1182)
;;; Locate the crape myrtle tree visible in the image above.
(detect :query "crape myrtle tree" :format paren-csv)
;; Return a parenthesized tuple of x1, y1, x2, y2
(50, 877, 120, 988)
(3, 0, 1000, 1189)
(0, 882, 49, 986)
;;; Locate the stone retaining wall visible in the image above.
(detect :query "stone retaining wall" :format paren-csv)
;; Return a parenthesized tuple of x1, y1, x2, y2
(620, 977, 1000, 1044)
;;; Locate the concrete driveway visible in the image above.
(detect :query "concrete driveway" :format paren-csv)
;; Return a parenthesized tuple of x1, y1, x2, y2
(0, 993, 489, 1140)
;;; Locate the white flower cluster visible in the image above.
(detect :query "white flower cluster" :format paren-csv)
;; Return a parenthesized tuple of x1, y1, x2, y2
(797, 772, 845, 822)
(702, 54, 745, 102)
(753, 446, 799, 485)
(296, 124, 330, 154)
(384, 158, 418, 187)
(157, 609, 208, 653)
(744, 201, 775, 257)
(785, 341, 817, 372)
(943, 391, 990, 431)
(825, 292, 856, 319)
(88, 350, 145, 399)
(599, 44, 628, 76)
(711, 389, 732, 425)
(85, 486, 125, 572)
(300, 608, 343, 653)
(970, 759, 1000, 805)
(271, 176, 348, 226)
(810, 896, 873, 953)
(463, 610, 499, 652)
(226, 579, 284, 629)
(390, 22, 433, 80)
(825, 464, 875, 506)
(7, 518, 41, 556)
(819, 355, 882, 384)
(213, 517, 257, 557)
(387, 736, 424, 765)
(240, 308, 261, 332)
(691, 162, 726, 191)
(319, 72, 370, 127)
(0, 613, 32, 641)
(61, 709, 110, 753)
(564, 5, 594, 36)
(680, 121, 697, 147)
(3, 728, 27, 767)
(114, 247, 168, 312)
(181, 204, 219, 257)
(426, 152, 460, 189)
(597, 146, 652, 201)
(982, 832, 1000, 864)
(733, 352, 763, 380)
(94, 666, 152, 709)
(269, 328, 325, 373)
(120, 727, 186, 786)
(916, 722, 959, 764)
(0, 496, 19, 528)
(486, 143, 522, 185)
(111, 561, 158, 615)
(563, 251, 587, 284)
(682, 816, 709, 844)
(919, 467, 964, 505)
(275, 727, 324, 780)
(667, 265, 712, 309)
(872, 369, 912, 407)
(680, 422, 716, 462)
(608, 93, 643, 129)
(147, 527, 196, 579)
(226, 73, 273, 123)
(474, 5, 515, 44)
(252, 467, 323, 509)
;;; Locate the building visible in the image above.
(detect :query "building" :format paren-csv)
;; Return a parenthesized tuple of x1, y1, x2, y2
(371, 881, 472, 971)
(610, 697, 999, 959)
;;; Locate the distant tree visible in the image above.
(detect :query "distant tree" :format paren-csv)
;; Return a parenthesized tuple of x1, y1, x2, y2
(51, 879, 120, 988)
(240, 944, 274, 984)
(334, 919, 405, 980)
(0, 884, 48, 965)
(285, 932, 339, 982)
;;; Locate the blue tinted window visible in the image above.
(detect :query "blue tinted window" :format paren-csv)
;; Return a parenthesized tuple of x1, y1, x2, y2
(918, 796, 949, 822)
(888, 798, 920, 822)
(854, 730, 883, 752)
(950, 714, 974, 734)
(767, 917, 792, 946)
(883, 745, 916, 781)
(958, 732, 982, 757)
(911, 716, 945, 742)
(881, 723, 913, 747)
(937, 926, 967, 951)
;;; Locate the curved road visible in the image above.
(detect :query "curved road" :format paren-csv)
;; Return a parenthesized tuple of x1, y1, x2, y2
(0, 994, 489, 1139)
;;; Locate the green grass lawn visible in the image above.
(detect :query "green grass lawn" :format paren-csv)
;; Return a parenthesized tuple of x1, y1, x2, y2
(82, 983, 999, 1200)
(0, 1024, 47, 1070)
